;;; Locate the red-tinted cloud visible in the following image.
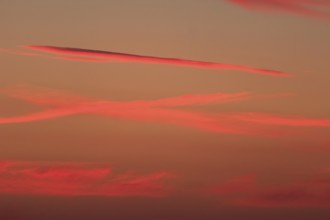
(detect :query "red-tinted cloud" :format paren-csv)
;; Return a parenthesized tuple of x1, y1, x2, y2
(0, 161, 173, 197)
(227, 112, 330, 127)
(23, 45, 289, 76)
(0, 85, 293, 136)
(0, 85, 95, 107)
(207, 173, 330, 207)
(2, 85, 329, 136)
(228, 0, 330, 19)
(208, 174, 257, 194)
(0, 48, 41, 57)
(1, 85, 251, 108)
(233, 176, 330, 207)
(55, 56, 111, 63)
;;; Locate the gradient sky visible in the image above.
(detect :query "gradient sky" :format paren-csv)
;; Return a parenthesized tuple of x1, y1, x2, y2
(1, 0, 330, 220)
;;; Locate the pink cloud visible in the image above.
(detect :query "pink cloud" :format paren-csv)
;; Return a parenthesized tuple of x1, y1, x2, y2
(23, 45, 289, 77)
(0, 85, 95, 107)
(0, 85, 294, 136)
(0, 161, 173, 197)
(228, 0, 330, 19)
(3, 85, 329, 137)
(0, 48, 41, 57)
(227, 112, 330, 127)
(0, 85, 251, 108)
(55, 56, 112, 63)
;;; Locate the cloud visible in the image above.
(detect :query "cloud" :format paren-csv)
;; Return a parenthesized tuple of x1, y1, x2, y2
(0, 161, 173, 197)
(227, 112, 330, 127)
(55, 56, 112, 63)
(2, 85, 328, 136)
(0, 85, 298, 136)
(228, 0, 330, 19)
(0, 85, 95, 107)
(0, 48, 41, 57)
(0, 162, 11, 172)
(23, 45, 289, 76)
(208, 174, 257, 194)
(1, 85, 251, 108)
(207, 173, 330, 207)
(233, 176, 330, 207)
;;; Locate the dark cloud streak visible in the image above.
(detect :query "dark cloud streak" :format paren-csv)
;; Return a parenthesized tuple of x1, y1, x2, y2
(24, 45, 289, 76)
(228, 0, 330, 20)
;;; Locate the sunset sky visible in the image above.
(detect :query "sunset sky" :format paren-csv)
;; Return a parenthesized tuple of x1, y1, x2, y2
(1, 0, 330, 219)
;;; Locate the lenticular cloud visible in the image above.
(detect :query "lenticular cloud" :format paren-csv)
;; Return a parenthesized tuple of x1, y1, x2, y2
(24, 45, 289, 76)
(228, 0, 330, 19)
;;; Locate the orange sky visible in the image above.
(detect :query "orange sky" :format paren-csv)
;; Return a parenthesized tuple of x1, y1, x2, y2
(1, 0, 330, 219)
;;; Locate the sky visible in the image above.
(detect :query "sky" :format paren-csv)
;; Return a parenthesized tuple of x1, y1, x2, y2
(1, 0, 330, 219)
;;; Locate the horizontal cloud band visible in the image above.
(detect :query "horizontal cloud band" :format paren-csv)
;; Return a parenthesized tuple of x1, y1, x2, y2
(208, 172, 330, 207)
(0, 161, 173, 197)
(228, 0, 330, 20)
(24, 45, 289, 76)
(2, 85, 307, 136)
(2, 85, 329, 138)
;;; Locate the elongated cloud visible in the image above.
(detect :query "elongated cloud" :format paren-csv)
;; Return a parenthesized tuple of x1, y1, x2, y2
(0, 85, 251, 108)
(227, 112, 330, 127)
(2, 85, 328, 136)
(233, 176, 330, 207)
(207, 173, 330, 207)
(55, 56, 112, 63)
(0, 85, 292, 108)
(0, 85, 96, 107)
(0, 86, 258, 135)
(23, 45, 289, 76)
(0, 85, 293, 136)
(228, 0, 330, 19)
(0, 161, 173, 197)
(0, 48, 41, 56)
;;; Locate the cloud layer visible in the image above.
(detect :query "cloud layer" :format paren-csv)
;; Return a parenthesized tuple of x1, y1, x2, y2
(2, 85, 330, 137)
(209, 173, 330, 207)
(235, 177, 330, 207)
(0, 161, 173, 197)
(228, 0, 330, 19)
(0, 85, 296, 136)
(226, 112, 330, 127)
(21, 45, 289, 76)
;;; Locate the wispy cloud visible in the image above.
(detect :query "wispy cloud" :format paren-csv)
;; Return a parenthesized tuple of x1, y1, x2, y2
(1, 85, 251, 108)
(21, 45, 289, 76)
(2, 86, 328, 137)
(226, 112, 330, 127)
(0, 48, 41, 56)
(233, 176, 330, 207)
(206, 172, 330, 207)
(0, 85, 294, 136)
(228, 0, 330, 19)
(0, 161, 173, 197)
